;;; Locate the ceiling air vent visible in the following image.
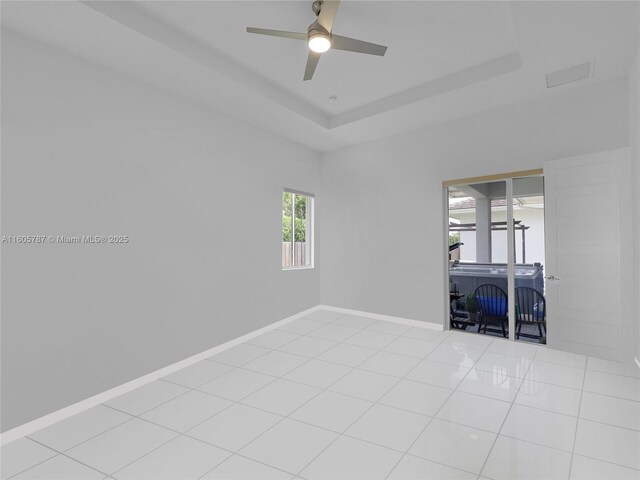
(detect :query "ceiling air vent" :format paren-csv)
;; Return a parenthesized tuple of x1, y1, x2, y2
(546, 61, 593, 88)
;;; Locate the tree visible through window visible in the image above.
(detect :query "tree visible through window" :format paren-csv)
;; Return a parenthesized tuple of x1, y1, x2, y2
(282, 190, 313, 268)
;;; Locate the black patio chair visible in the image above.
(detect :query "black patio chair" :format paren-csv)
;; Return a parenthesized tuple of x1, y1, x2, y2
(474, 284, 508, 337)
(514, 286, 546, 340)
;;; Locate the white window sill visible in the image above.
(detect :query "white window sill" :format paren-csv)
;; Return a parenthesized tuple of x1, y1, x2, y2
(282, 266, 315, 271)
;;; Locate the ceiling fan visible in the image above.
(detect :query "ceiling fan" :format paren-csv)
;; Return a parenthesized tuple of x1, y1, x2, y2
(246, 0, 387, 81)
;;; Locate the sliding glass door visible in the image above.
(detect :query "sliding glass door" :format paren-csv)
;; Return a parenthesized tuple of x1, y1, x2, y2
(446, 173, 546, 344)
(448, 180, 509, 338)
(512, 176, 546, 343)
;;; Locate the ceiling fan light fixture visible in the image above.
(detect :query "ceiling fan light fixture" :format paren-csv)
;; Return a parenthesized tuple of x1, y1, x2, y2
(246, 0, 387, 80)
(308, 33, 331, 53)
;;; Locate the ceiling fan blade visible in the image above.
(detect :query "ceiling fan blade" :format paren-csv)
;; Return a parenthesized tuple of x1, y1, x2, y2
(304, 51, 321, 81)
(246, 27, 307, 41)
(331, 35, 387, 56)
(317, 0, 340, 32)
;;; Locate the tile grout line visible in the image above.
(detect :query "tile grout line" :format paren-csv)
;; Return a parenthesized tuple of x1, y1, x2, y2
(69, 341, 640, 476)
(383, 336, 496, 480)
(567, 355, 589, 479)
(384, 337, 496, 477)
(202, 347, 639, 475)
(8, 436, 111, 480)
(238, 317, 413, 474)
(196, 316, 398, 479)
(568, 454, 640, 473)
(3, 307, 325, 448)
(25, 409, 134, 454)
(154, 330, 528, 475)
(24, 379, 637, 479)
(194, 313, 402, 480)
(193, 322, 375, 479)
(106, 313, 360, 479)
(104, 402, 299, 480)
(588, 370, 640, 380)
(16, 411, 149, 479)
(8, 344, 616, 478)
(15, 350, 626, 476)
(476, 344, 541, 480)
(292, 326, 459, 478)
(94, 421, 183, 479)
(25, 317, 345, 480)
(11, 315, 636, 479)
(574, 388, 640, 404)
(114, 326, 316, 423)
(149, 388, 640, 479)
(17, 319, 451, 462)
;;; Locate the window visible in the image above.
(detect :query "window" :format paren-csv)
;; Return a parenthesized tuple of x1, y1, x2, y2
(282, 189, 314, 269)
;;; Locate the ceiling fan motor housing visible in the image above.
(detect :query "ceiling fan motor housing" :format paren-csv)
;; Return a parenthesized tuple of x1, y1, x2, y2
(307, 20, 330, 41)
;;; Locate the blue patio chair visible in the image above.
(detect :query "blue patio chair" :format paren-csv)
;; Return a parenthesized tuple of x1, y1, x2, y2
(474, 284, 508, 337)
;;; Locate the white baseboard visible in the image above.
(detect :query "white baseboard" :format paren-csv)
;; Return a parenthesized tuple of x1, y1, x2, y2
(318, 304, 444, 331)
(1, 303, 442, 445)
(0, 305, 321, 446)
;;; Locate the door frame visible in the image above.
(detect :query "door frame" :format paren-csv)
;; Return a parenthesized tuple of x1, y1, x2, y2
(443, 169, 544, 342)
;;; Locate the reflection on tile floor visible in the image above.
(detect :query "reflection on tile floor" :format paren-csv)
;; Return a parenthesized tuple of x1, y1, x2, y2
(2, 310, 640, 480)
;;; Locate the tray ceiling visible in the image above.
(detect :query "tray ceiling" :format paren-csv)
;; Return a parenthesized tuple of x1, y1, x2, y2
(1, 1, 638, 151)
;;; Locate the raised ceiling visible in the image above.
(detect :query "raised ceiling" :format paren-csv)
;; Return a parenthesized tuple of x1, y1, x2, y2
(1, 1, 638, 151)
(134, 1, 520, 115)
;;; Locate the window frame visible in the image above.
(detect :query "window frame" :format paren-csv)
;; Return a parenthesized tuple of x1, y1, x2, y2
(282, 188, 315, 270)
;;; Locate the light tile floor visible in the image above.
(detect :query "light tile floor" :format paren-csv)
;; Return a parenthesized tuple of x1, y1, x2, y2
(2, 310, 640, 480)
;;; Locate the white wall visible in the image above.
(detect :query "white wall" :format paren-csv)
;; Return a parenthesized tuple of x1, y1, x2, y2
(2, 26, 636, 434)
(321, 78, 628, 323)
(0, 31, 322, 431)
(630, 31, 640, 363)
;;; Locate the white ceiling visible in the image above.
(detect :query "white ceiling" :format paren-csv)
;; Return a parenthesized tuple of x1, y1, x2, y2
(2, 1, 638, 152)
(135, 1, 520, 115)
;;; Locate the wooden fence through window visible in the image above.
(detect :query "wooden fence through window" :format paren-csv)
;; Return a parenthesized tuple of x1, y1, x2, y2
(282, 242, 306, 267)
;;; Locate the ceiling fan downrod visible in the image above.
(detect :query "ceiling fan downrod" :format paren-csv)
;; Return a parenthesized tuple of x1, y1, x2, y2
(312, 1, 323, 17)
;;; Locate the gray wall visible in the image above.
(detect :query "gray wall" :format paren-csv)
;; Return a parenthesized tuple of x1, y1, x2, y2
(1, 27, 636, 433)
(630, 30, 640, 363)
(320, 78, 629, 324)
(1, 31, 322, 431)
